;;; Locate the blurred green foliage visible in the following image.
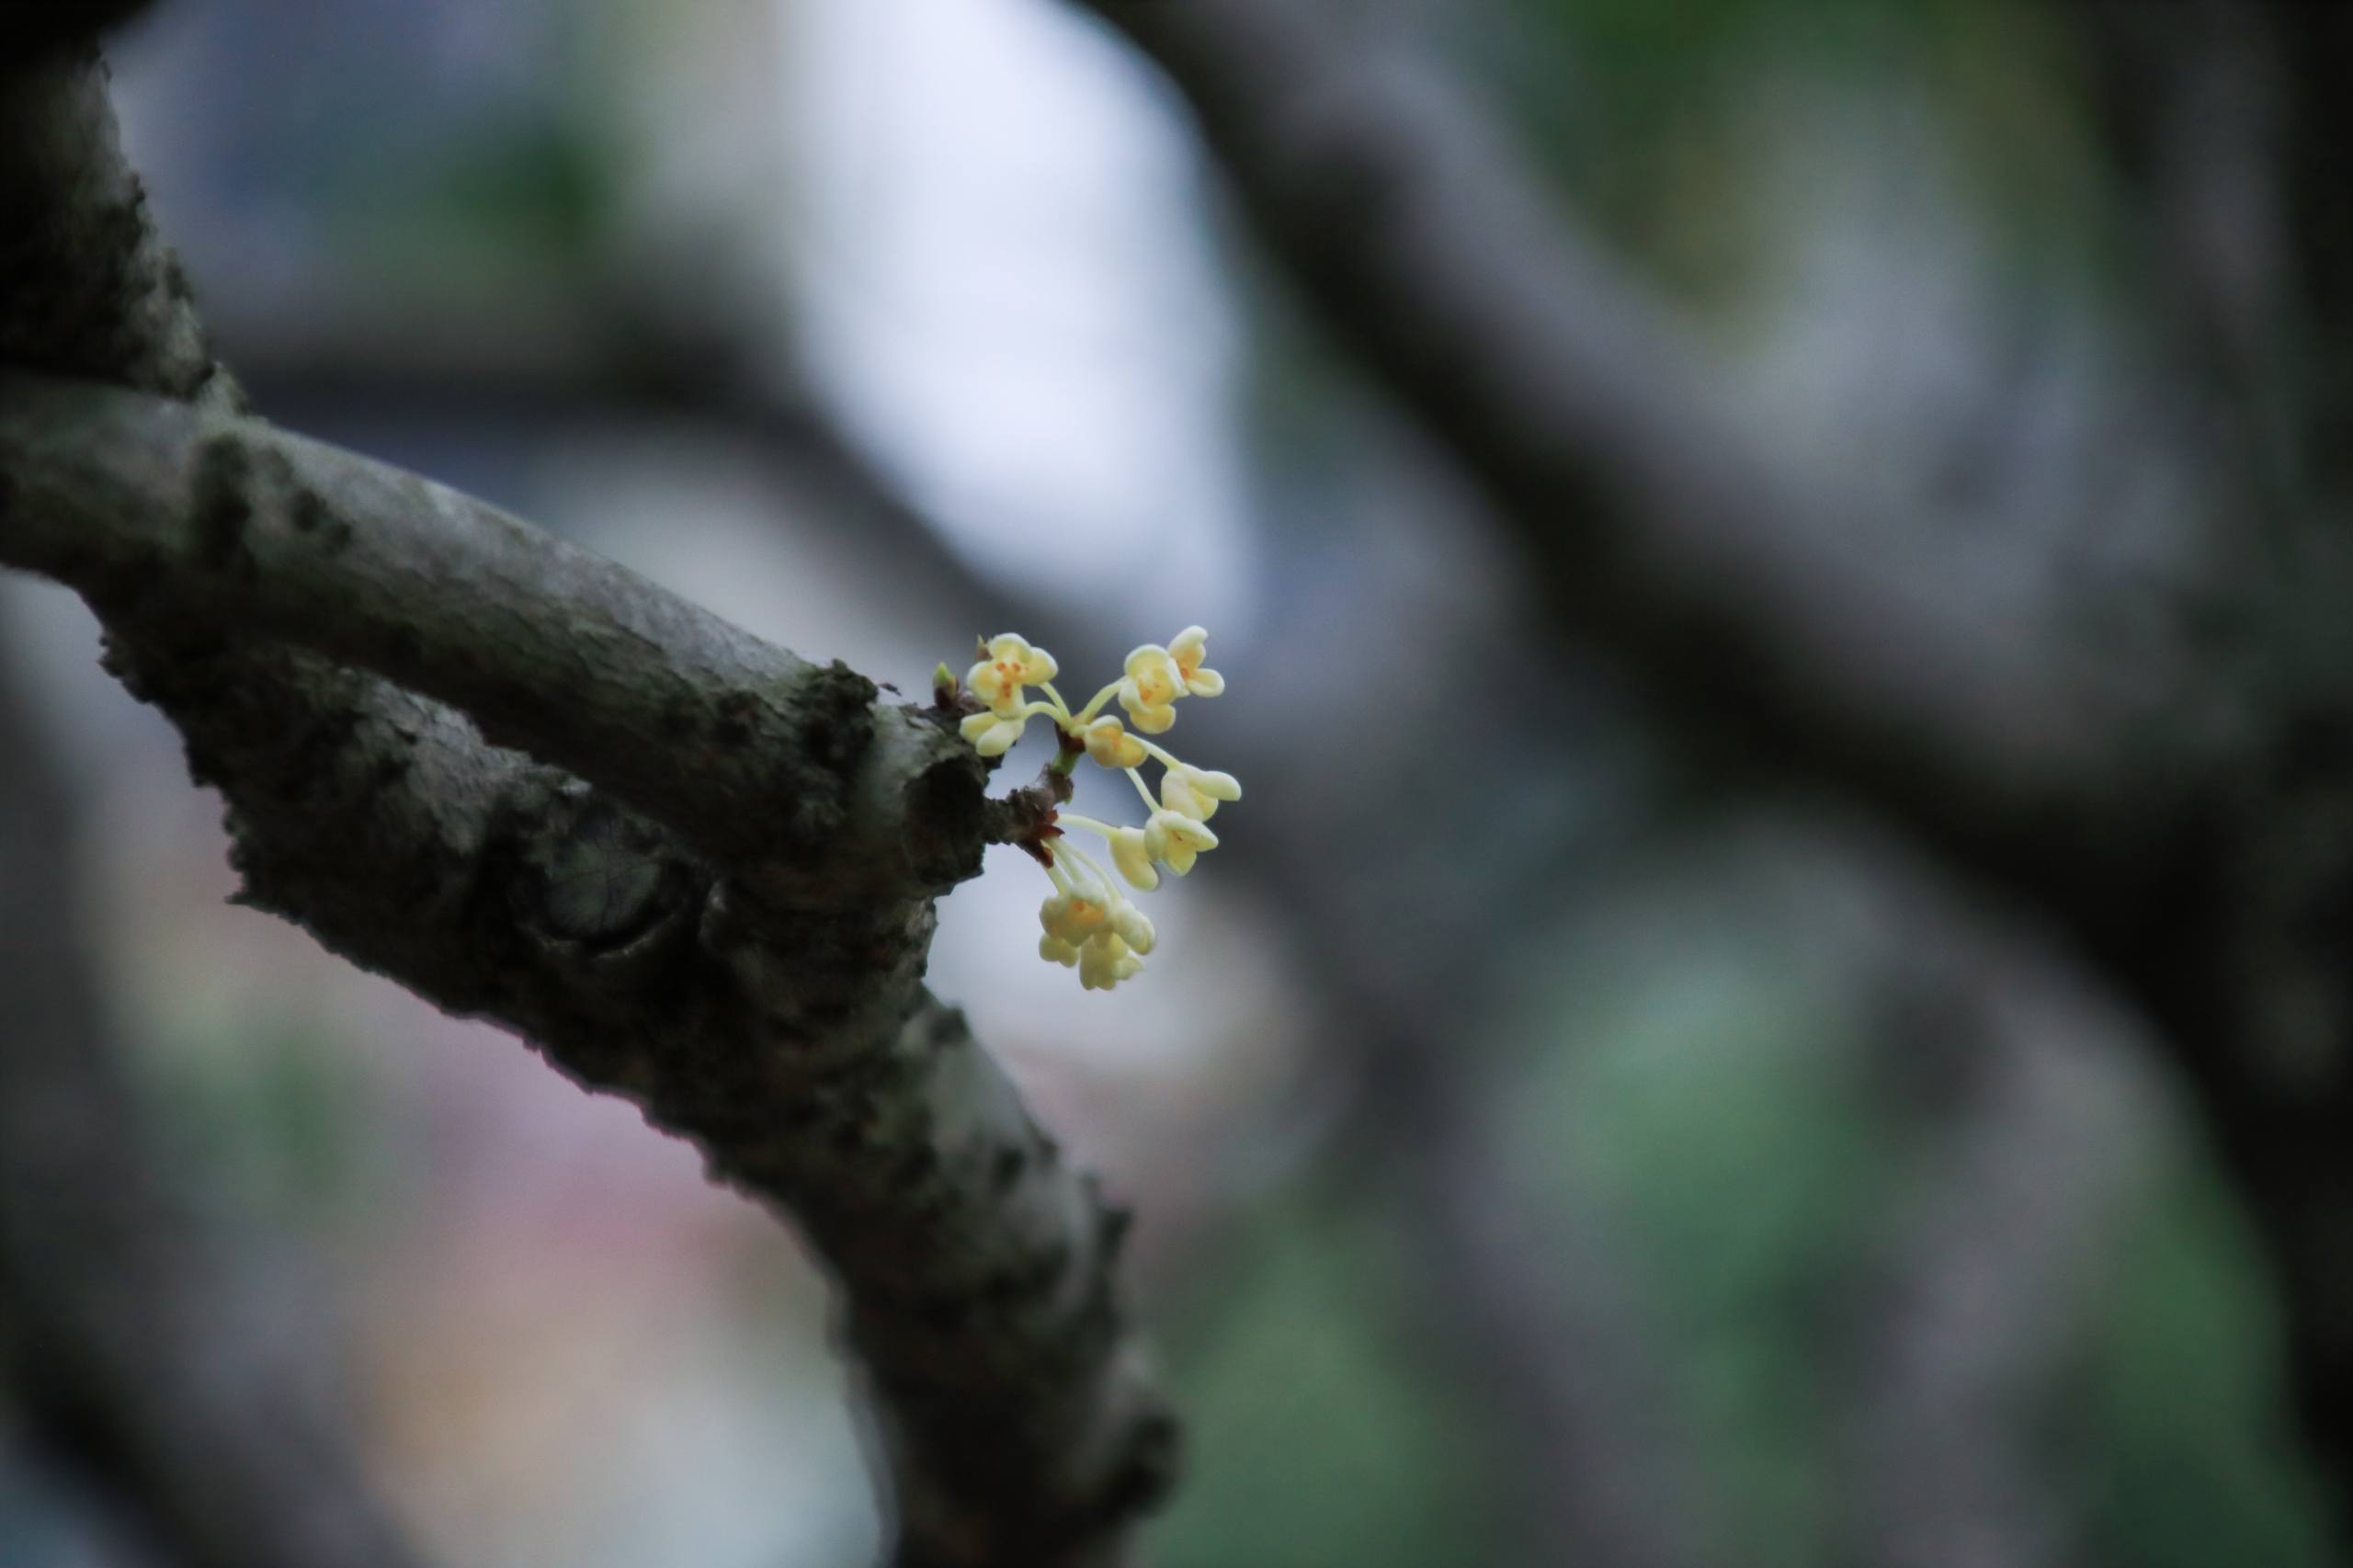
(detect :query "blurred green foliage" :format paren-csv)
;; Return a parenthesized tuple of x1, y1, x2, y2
(145, 1015, 392, 1236)
(335, 121, 617, 266)
(1460, 0, 2108, 307)
(1151, 1192, 1504, 1568)
(1148, 853, 2340, 1564)
(1510, 916, 1886, 1566)
(2082, 1165, 2337, 1568)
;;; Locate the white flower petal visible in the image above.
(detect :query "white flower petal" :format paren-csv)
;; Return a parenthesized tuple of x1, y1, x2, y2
(961, 710, 1025, 756)
(1151, 810, 1218, 852)
(1109, 827, 1160, 892)
(1085, 716, 1146, 769)
(1113, 903, 1156, 955)
(1159, 771, 1216, 822)
(1190, 767, 1242, 801)
(1077, 932, 1141, 991)
(1122, 690, 1177, 733)
(1123, 645, 1181, 709)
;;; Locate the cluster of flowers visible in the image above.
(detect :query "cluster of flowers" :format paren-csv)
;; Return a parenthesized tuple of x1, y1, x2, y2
(958, 628, 1240, 992)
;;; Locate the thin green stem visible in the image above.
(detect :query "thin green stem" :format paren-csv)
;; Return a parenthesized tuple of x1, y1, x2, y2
(1073, 680, 1125, 727)
(1134, 735, 1185, 772)
(1058, 812, 1124, 842)
(1062, 843, 1120, 902)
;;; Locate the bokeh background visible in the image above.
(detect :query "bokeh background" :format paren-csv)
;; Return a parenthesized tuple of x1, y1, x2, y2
(1, 1, 2341, 1565)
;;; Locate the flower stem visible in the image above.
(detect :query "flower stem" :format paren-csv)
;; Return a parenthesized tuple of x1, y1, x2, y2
(1073, 680, 1125, 726)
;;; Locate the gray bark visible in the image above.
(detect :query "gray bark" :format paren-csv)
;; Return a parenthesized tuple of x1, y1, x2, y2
(1, 51, 1172, 1566)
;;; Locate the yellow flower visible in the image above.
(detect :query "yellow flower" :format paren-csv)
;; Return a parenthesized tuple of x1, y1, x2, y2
(1107, 824, 1159, 892)
(960, 709, 1029, 757)
(1169, 625, 1224, 698)
(1078, 933, 1145, 992)
(967, 633, 1059, 718)
(1160, 763, 1242, 822)
(1084, 715, 1147, 769)
(1038, 881, 1152, 987)
(1144, 809, 1218, 876)
(1040, 888, 1113, 946)
(956, 619, 1237, 992)
(1112, 902, 1155, 955)
(1118, 644, 1182, 733)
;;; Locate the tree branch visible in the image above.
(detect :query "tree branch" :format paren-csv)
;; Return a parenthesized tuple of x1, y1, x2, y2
(0, 373, 985, 903)
(1833, 876, 2156, 1568)
(1073, 0, 2157, 870)
(1, 51, 1174, 1564)
(1367, 1040, 1721, 1568)
(1073, 0, 2353, 1521)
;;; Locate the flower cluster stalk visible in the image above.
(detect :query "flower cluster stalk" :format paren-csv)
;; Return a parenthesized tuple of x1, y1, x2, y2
(955, 630, 1240, 992)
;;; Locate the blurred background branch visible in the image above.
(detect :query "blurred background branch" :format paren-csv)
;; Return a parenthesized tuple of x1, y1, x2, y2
(4, 0, 2349, 1564)
(1079, 0, 2159, 855)
(0, 608, 429, 1568)
(1076, 0, 2353, 1534)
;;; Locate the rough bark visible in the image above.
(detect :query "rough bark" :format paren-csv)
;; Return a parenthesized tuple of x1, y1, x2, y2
(0, 374, 985, 901)
(1, 51, 1173, 1565)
